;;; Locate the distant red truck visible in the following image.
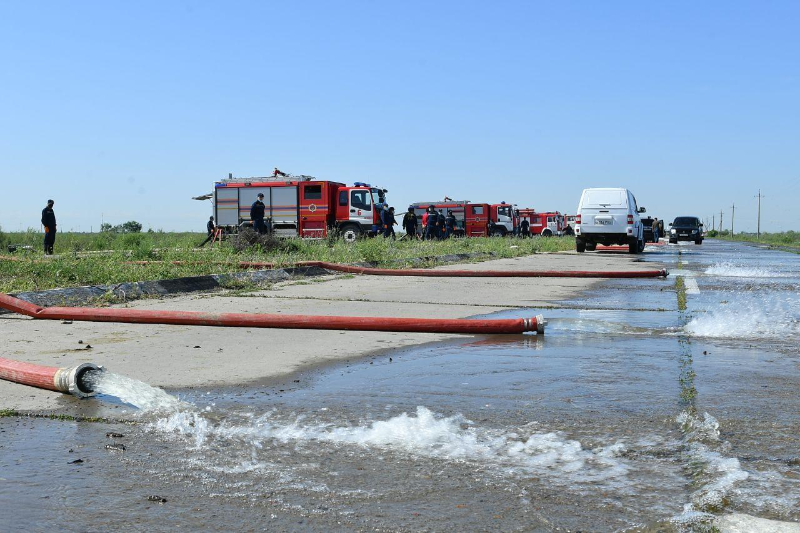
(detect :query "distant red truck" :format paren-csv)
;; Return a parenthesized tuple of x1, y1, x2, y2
(516, 209, 568, 236)
(409, 200, 518, 237)
(207, 174, 388, 240)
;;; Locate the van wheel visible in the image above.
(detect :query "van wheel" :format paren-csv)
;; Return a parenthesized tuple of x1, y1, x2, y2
(638, 239, 645, 252)
(628, 237, 639, 253)
(586, 243, 597, 251)
(576, 238, 586, 253)
(695, 239, 702, 245)
(341, 224, 362, 243)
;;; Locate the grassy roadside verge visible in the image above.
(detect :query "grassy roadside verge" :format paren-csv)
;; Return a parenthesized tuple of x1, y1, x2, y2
(708, 231, 800, 250)
(0, 232, 575, 293)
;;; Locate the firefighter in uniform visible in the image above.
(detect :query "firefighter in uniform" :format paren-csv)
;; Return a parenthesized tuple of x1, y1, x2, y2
(436, 211, 446, 240)
(41, 199, 57, 255)
(383, 206, 397, 240)
(250, 193, 267, 234)
(520, 217, 531, 238)
(200, 216, 217, 247)
(444, 210, 456, 239)
(425, 206, 437, 240)
(402, 206, 418, 239)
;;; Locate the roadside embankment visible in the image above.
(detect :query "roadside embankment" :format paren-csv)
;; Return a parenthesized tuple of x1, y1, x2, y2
(0, 250, 667, 416)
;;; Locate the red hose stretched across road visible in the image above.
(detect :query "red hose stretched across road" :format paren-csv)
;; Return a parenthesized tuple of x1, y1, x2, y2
(3, 255, 665, 277)
(0, 293, 544, 335)
(0, 356, 101, 397)
(297, 261, 668, 279)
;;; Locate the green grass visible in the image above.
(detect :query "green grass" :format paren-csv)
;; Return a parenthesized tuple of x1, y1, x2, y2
(725, 231, 800, 248)
(0, 231, 575, 293)
(675, 276, 687, 311)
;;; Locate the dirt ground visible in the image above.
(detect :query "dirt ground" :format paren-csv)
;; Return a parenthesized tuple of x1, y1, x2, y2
(0, 251, 660, 414)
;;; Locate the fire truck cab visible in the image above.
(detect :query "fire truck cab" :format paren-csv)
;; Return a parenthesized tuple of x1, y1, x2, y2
(517, 209, 566, 237)
(409, 200, 518, 237)
(210, 174, 387, 240)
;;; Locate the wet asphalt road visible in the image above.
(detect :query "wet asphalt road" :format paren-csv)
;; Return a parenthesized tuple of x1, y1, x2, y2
(1, 240, 798, 531)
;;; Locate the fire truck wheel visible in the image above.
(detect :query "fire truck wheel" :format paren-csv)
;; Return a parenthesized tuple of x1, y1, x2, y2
(490, 228, 506, 237)
(542, 229, 553, 237)
(341, 224, 362, 243)
(576, 238, 586, 253)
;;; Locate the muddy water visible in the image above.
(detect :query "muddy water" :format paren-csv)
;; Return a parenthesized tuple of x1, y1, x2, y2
(1, 240, 799, 531)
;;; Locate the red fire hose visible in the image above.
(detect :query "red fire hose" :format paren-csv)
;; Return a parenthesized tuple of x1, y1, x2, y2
(0, 356, 102, 398)
(3, 256, 667, 277)
(297, 261, 668, 278)
(0, 293, 544, 335)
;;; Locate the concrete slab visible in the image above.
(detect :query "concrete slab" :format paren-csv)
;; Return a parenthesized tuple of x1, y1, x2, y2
(0, 251, 666, 413)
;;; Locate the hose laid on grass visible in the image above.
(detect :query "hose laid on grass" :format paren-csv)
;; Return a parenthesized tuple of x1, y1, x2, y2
(0, 293, 544, 335)
(2, 256, 666, 277)
(0, 356, 102, 398)
(297, 261, 669, 278)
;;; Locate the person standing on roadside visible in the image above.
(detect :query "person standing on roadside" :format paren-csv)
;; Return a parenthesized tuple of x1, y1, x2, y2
(250, 193, 267, 234)
(383, 206, 397, 240)
(444, 210, 456, 239)
(520, 217, 530, 238)
(652, 217, 660, 242)
(425, 206, 437, 240)
(402, 206, 418, 239)
(436, 210, 446, 240)
(41, 199, 56, 255)
(199, 216, 217, 247)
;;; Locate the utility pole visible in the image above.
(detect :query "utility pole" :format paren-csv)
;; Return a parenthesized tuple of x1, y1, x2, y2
(719, 210, 723, 233)
(730, 203, 735, 238)
(755, 190, 763, 240)
(712, 214, 715, 232)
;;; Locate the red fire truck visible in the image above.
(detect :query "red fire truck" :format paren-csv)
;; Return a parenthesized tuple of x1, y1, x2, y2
(206, 174, 388, 240)
(409, 200, 518, 237)
(517, 209, 567, 236)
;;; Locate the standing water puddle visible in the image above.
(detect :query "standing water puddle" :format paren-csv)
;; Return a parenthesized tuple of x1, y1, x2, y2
(2, 240, 799, 531)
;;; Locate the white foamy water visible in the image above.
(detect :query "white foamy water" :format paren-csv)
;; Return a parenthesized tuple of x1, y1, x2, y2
(705, 262, 793, 279)
(684, 292, 800, 340)
(151, 406, 632, 485)
(84, 371, 190, 412)
(672, 410, 749, 522)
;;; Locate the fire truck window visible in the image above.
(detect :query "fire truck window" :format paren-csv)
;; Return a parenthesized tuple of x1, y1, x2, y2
(339, 191, 348, 206)
(304, 185, 322, 200)
(498, 206, 510, 217)
(471, 206, 484, 215)
(351, 190, 371, 210)
(548, 216, 554, 223)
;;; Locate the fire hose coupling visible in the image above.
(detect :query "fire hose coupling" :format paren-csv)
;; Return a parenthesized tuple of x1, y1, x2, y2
(523, 315, 546, 334)
(54, 363, 105, 398)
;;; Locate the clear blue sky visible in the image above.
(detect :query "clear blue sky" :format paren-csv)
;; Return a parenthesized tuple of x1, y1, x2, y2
(1, 1, 797, 233)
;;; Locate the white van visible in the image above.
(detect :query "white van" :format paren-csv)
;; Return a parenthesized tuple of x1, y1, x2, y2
(574, 188, 646, 253)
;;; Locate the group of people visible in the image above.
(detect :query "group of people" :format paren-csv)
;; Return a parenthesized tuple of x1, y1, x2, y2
(398, 205, 457, 240)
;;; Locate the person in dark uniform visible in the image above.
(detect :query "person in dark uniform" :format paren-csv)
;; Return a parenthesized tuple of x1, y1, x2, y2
(436, 211, 446, 240)
(250, 193, 267, 234)
(41, 199, 56, 255)
(383, 207, 397, 240)
(199, 216, 217, 247)
(444, 210, 456, 239)
(520, 218, 531, 238)
(425, 206, 437, 240)
(402, 206, 418, 239)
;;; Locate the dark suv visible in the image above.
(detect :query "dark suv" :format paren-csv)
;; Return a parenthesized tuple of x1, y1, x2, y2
(669, 216, 704, 244)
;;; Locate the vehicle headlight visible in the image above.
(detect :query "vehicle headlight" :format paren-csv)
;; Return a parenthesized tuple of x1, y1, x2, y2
(670, 228, 676, 234)
(692, 229, 697, 233)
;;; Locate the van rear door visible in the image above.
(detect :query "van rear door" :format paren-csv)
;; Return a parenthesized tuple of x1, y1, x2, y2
(581, 189, 628, 230)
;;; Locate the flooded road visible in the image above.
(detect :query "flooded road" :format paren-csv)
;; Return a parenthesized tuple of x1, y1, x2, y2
(2, 240, 799, 531)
